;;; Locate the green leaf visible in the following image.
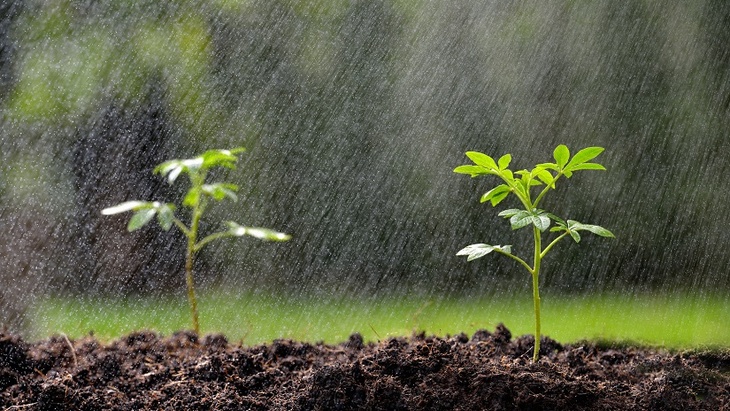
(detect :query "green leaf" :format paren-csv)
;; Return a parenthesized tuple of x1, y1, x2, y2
(498, 154, 511, 170)
(200, 148, 244, 170)
(465, 151, 498, 170)
(531, 214, 551, 232)
(154, 158, 203, 183)
(553, 145, 570, 168)
(501, 169, 514, 182)
(568, 220, 615, 238)
(480, 184, 511, 205)
(546, 213, 566, 226)
(183, 187, 201, 208)
(536, 162, 560, 171)
(202, 183, 239, 202)
(533, 168, 554, 187)
(569, 230, 581, 243)
(456, 243, 512, 261)
(489, 191, 510, 207)
(226, 222, 291, 241)
(156, 204, 176, 231)
(498, 208, 522, 218)
(453, 165, 492, 177)
(101, 201, 147, 215)
(128, 208, 156, 231)
(565, 147, 604, 170)
(509, 210, 533, 230)
(568, 163, 606, 171)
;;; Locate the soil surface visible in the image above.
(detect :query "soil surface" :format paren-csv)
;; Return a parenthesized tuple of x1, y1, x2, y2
(1, 324, 728, 410)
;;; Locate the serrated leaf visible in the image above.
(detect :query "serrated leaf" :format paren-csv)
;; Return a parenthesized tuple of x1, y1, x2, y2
(553, 145, 570, 168)
(568, 163, 606, 171)
(456, 243, 511, 261)
(101, 201, 147, 215)
(570, 230, 581, 243)
(128, 208, 156, 231)
(536, 162, 560, 171)
(532, 214, 551, 231)
(480, 185, 510, 204)
(533, 168, 554, 187)
(453, 165, 491, 177)
(568, 220, 615, 238)
(546, 213, 566, 226)
(226, 222, 291, 241)
(501, 169, 514, 182)
(200, 149, 241, 170)
(490, 191, 510, 206)
(498, 154, 511, 170)
(565, 147, 604, 169)
(465, 151, 498, 170)
(202, 183, 239, 202)
(510, 211, 533, 230)
(498, 208, 522, 218)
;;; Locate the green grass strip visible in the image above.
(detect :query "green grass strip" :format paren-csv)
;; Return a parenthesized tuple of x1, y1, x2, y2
(29, 291, 730, 348)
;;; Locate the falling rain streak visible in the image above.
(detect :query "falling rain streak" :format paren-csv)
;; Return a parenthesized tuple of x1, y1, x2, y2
(0, 1, 729, 333)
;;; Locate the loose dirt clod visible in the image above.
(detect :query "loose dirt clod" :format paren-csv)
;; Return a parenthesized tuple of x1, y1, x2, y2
(1, 325, 728, 410)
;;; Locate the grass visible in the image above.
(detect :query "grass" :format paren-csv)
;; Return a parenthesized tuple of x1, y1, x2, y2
(29, 290, 730, 349)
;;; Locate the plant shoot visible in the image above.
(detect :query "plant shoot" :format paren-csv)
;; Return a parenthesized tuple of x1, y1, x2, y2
(103, 148, 290, 335)
(454, 145, 614, 362)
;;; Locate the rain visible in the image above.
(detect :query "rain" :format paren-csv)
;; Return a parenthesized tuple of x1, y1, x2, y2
(0, 1, 728, 343)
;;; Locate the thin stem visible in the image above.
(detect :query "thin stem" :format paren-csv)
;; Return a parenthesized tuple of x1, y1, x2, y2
(533, 171, 564, 207)
(173, 218, 191, 236)
(185, 236, 199, 336)
(496, 249, 534, 275)
(541, 231, 569, 259)
(195, 231, 233, 253)
(185, 172, 206, 336)
(531, 226, 542, 363)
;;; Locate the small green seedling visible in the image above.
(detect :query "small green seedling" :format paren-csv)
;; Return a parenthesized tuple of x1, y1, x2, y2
(454, 145, 614, 362)
(102, 148, 290, 335)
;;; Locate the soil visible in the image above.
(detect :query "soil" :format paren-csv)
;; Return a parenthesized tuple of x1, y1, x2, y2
(1, 324, 728, 410)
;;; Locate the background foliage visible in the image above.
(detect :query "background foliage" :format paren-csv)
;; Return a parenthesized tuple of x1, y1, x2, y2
(1, 1, 729, 329)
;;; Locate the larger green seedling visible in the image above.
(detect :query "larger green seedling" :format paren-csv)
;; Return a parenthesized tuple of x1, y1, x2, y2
(102, 148, 290, 335)
(454, 145, 614, 362)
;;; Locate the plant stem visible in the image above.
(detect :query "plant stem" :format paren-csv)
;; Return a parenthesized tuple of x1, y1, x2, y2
(185, 176, 206, 336)
(185, 236, 199, 336)
(532, 226, 542, 362)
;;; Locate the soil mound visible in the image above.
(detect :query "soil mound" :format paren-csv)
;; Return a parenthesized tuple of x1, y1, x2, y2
(1, 325, 728, 410)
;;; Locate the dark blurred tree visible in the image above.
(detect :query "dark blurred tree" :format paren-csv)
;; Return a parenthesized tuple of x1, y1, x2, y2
(69, 79, 186, 296)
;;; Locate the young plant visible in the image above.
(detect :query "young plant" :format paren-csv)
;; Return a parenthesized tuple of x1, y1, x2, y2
(454, 145, 614, 362)
(102, 148, 290, 335)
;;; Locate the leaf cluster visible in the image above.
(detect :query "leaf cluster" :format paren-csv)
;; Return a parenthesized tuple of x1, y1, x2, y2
(102, 148, 290, 243)
(454, 145, 613, 262)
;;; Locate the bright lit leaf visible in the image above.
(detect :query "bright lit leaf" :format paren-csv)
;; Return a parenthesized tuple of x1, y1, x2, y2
(101, 201, 147, 215)
(202, 183, 239, 202)
(465, 151, 498, 170)
(480, 185, 510, 206)
(568, 163, 606, 171)
(226, 222, 291, 241)
(553, 145, 570, 168)
(456, 243, 512, 261)
(498, 154, 511, 170)
(453, 165, 491, 177)
(565, 146, 604, 169)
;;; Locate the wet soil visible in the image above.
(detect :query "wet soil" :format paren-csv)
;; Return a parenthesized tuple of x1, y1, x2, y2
(1, 324, 728, 410)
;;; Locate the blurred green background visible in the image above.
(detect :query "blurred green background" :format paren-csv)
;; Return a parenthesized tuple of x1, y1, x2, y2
(0, 1, 729, 339)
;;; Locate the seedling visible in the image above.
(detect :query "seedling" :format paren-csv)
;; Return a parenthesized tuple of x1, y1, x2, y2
(102, 148, 290, 335)
(454, 145, 614, 362)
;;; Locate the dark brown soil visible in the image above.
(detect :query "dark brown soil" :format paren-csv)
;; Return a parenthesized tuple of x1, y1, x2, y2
(1, 324, 728, 410)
